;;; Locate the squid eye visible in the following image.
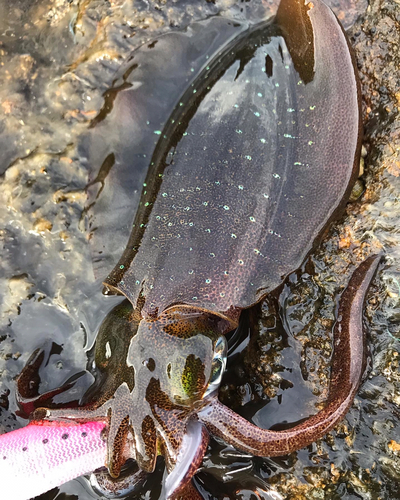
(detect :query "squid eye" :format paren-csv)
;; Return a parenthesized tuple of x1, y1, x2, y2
(203, 335, 227, 399)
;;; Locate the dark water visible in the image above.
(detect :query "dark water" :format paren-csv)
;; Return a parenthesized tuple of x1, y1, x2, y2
(0, 1, 399, 499)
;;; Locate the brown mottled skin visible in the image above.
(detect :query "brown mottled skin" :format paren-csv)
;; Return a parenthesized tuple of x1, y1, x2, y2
(172, 482, 203, 500)
(17, 0, 380, 498)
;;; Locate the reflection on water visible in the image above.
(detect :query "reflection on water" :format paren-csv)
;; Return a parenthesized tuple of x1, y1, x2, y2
(0, 0, 399, 499)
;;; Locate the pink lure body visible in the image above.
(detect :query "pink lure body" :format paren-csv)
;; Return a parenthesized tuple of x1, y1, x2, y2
(0, 420, 107, 500)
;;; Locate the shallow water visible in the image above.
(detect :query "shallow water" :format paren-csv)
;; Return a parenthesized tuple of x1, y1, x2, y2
(0, 1, 399, 499)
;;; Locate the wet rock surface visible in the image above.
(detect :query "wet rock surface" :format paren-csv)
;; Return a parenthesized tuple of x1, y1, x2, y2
(0, 0, 399, 499)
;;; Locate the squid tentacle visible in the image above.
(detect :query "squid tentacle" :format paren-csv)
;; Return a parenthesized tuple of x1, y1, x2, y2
(199, 255, 381, 456)
(171, 481, 204, 500)
(89, 461, 148, 498)
(165, 419, 209, 498)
